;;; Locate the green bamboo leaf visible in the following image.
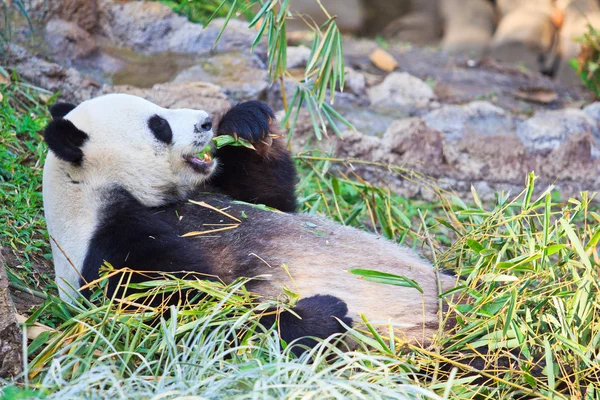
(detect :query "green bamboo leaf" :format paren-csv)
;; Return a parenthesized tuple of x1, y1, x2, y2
(349, 269, 423, 293)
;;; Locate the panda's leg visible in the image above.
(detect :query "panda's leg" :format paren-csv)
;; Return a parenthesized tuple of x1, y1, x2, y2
(210, 101, 297, 212)
(259, 294, 353, 357)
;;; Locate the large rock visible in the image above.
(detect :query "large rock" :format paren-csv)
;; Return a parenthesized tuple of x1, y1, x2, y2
(286, 46, 311, 69)
(173, 53, 268, 102)
(441, 0, 495, 54)
(97, 0, 260, 55)
(108, 82, 231, 115)
(423, 101, 515, 142)
(44, 19, 98, 61)
(382, 118, 445, 171)
(26, 0, 99, 31)
(0, 249, 22, 379)
(491, 0, 556, 72)
(367, 72, 435, 114)
(5, 45, 103, 103)
(516, 108, 599, 154)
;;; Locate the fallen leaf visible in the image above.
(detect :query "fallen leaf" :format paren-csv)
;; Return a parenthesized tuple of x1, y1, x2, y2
(369, 48, 398, 72)
(514, 87, 558, 104)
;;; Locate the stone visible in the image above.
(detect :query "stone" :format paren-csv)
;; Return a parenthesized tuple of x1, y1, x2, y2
(423, 101, 515, 142)
(382, 118, 444, 171)
(5, 44, 103, 104)
(381, 0, 441, 45)
(44, 19, 98, 61)
(440, 0, 495, 55)
(584, 102, 600, 124)
(516, 108, 599, 153)
(491, 1, 556, 72)
(286, 45, 311, 69)
(343, 68, 366, 96)
(108, 82, 231, 116)
(444, 133, 528, 183)
(173, 53, 268, 102)
(97, 0, 260, 55)
(334, 130, 388, 161)
(26, 0, 99, 32)
(367, 72, 435, 113)
(0, 249, 22, 379)
(287, 0, 364, 33)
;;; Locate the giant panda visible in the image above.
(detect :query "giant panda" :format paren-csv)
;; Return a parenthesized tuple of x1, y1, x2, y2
(42, 93, 455, 350)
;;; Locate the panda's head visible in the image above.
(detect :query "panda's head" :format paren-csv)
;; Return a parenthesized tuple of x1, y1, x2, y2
(44, 94, 215, 206)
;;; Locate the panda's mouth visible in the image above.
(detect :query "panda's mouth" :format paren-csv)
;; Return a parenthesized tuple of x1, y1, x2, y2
(183, 153, 215, 174)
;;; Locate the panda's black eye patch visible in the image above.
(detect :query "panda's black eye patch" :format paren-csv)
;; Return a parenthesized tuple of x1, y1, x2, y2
(148, 115, 173, 144)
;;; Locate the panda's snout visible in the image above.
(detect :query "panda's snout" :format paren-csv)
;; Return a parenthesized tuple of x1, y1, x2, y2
(195, 116, 213, 133)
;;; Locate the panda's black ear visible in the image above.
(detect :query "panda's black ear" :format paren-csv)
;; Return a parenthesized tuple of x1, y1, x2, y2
(44, 119, 89, 164)
(49, 103, 77, 120)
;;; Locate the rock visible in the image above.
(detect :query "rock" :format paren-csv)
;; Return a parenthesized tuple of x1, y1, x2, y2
(440, 0, 495, 55)
(287, 0, 364, 33)
(109, 82, 231, 115)
(286, 45, 311, 69)
(516, 108, 599, 153)
(367, 72, 435, 113)
(26, 0, 99, 32)
(334, 130, 388, 161)
(445, 133, 528, 183)
(0, 249, 22, 379)
(491, 1, 556, 72)
(382, 118, 445, 171)
(423, 101, 515, 142)
(381, 0, 441, 45)
(173, 53, 268, 102)
(97, 0, 260, 55)
(343, 68, 366, 95)
(44, 19, 98, 61)
(338, 108, 396, 137)
(584, 102, 600, 124)
(5, 44, 103, 104)
(540, 132, 600, 180)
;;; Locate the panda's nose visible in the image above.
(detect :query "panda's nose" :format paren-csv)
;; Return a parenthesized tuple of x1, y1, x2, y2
(196, 116, 212, 132)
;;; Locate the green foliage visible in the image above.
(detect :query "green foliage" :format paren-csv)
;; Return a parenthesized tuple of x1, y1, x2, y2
(158, 0, 255, 24)
(0, 67, 55, 289)
(163, 0, 354, 140)
(570, 24, 600, 98)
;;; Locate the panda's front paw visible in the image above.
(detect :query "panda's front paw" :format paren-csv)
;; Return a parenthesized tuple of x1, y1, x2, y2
(217, 101, 276, 144)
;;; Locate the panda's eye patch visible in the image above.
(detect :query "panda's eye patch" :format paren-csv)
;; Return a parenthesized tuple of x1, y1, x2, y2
(148, 115, 173, 144)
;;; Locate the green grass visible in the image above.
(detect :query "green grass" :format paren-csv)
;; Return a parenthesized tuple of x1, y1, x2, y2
(0, 69, 55, 292)
(2, 70, 600, 400)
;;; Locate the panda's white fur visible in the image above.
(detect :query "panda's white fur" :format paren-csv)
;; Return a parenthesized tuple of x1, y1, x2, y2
(43, 93, 455, 346)
(44, 94, 215, 299)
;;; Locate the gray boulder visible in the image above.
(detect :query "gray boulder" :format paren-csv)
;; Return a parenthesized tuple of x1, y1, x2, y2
(367, 72, 435, 114)
(423, 101, 514, 142)
(44, 19, 98, 61)
(516, 108, 599, 154)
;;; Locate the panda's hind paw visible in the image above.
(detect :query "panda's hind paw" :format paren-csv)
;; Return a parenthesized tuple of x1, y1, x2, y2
(217, 101, 276, 143)
(264, 294, 352, 357)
